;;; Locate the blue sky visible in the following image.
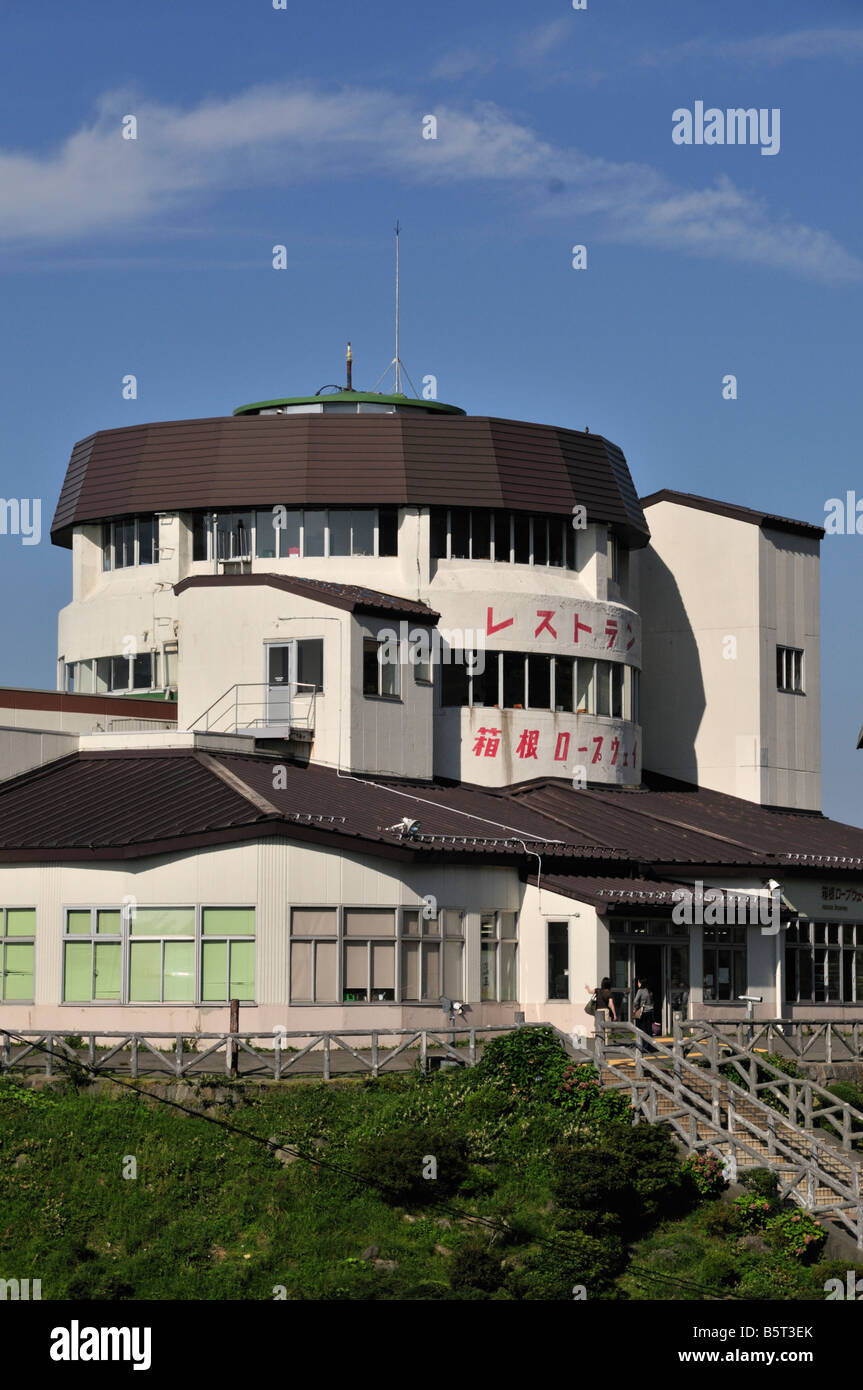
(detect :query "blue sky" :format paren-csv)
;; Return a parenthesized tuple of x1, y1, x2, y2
(0, 0, 861, 821)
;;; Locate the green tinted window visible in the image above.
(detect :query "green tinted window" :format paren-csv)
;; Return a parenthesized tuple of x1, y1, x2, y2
(96, 910, 122, 935)
(6, 909, 35, 937)
(164, 941, 195, 1003)
(131, 908, 195, 936)
(229, 941, 255, 1001)
(93, 942, 122, 1001)
(202, 941, 227, 1000)
(64, 942, 92, 1001)
(67, 911, 92, 936)
(202, 908, 255, 936)
(129, 941, 162, 1001)
(3, 943, 34, 1000)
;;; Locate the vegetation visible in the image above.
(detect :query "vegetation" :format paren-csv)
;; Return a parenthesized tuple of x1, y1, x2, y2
(0, 1043, 854, 1300)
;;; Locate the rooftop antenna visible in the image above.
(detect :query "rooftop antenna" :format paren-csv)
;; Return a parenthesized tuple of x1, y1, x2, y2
(372, 220, 419, 398)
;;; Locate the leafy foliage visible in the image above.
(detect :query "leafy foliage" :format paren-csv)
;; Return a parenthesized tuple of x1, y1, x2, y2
(474, 1026, 569, 1101)
(766, 1210, 827, 1261)
(681, 1151, 728, 1198)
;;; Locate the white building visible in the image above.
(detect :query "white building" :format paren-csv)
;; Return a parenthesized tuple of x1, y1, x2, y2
(0, 384, 860, 1037)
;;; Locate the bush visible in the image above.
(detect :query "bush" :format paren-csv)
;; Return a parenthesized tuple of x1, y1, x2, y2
(741, 1167, 781, 1208)
(552, 1148, 633, 1225)
(763, 1052, 802, 1078)
(475, 1026, 568, 1101)
(554, 1063, 632, 1124)
(351, 1125, 469, 1205)
(733, 1194, 773, 1231)
(703, 1201, 739, 1238)
(825, 1080, 863, 1111)
(767, 1210, 827, 1261)
(449, 1242, 505, 1294)
(552, 1123, 685, 1230)
(681, 1152, 728, 1198)
(458, 1165, 497, 1198)
(510, 1231, 625, 1300)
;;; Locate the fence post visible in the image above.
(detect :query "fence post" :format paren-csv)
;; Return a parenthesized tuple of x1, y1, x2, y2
(420, 1030, 428, 1074)
(229, 998, 239, 1078)
(131, 1035, 139, 1080)
(46, 1035, 53, 1077)
(468, 1029, 477, 1067)
(842, 1104, 852, 1153)
(826, 1024, 833, 1065)
(371, 1031, 379, 1078)
(323, 1034, 331, 1082)
(175, 1034, 184, 1079)
(634, 1022, 644, 1078)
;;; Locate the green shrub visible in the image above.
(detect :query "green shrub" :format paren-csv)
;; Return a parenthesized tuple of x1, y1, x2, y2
(458, 1165, 497, 1197)
(741, 1167, 781, 1208)
(681, 1152, 728, 1198)
(351, 1125, 468, 1205)
(510, 1231, 625, 1300)
(552, 1124, 684, 1230)
(449, 1242, 505, 1294)
(766, 1210, 827, 1261)
(825, 1080, 863, 1111)
(551, 1147, 633, 1225)
(733, 1193, 773, 1231)
(703, 1201, 739, 1238)
(475, 1026, 568, 1101)
(554, 1063, 632, 1124)
(763, 1053, 801, 1078)
(62, 1034, 86, 1051)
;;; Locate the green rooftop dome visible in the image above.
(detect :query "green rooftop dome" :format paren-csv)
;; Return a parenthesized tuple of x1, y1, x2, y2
(233, 390, 465, 417)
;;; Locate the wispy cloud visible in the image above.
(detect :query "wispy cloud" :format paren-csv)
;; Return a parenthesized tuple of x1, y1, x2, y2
(0, 83, 859, 285)
(640, 27, 863, 69)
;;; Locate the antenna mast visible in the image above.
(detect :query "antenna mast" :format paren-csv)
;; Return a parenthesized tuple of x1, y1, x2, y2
(394, 219, 401, 395)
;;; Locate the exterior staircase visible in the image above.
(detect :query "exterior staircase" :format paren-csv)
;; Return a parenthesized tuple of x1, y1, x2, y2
(593, 1017, 863, 1247)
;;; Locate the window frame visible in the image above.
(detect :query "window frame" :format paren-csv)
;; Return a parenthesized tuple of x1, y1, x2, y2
(288, 906, 465, 1006)
(777, 645, 805, 695)
(702, 925, 748, 1003)
(0, 908, 36, 1003)
(102, 517, 160, 572)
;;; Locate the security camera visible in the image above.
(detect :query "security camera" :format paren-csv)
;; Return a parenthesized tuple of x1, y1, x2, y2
(386, 817, 421, 837)
(739, 995, 763, 1003)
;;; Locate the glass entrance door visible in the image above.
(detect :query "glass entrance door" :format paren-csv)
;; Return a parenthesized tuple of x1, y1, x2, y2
(609, 937, 690, 1034)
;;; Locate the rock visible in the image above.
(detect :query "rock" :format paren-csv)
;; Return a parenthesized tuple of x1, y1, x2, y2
(402, 1214, 419, 1224)
(373, 1259, 399, 1272)
(13, 1153, 29, 1168)
(739, 1234, 770, 1254)
(360, 1245, 379, 1261)
(269, 1136, 298, 1166)
(434, 1244, 452, 1256)
(435, 1217, 452, 1229)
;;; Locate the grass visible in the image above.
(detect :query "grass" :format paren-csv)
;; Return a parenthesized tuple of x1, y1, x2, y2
(1, 1067, 860, 1301)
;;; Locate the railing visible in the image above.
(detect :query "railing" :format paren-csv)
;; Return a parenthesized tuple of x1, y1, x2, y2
(696, 1018, 863, 1063)
(672, 1018, 863, 1151)
(187, 683, 316, 736)
(595, 1017, 863, 1245)
(0, 1025, 542, 1082)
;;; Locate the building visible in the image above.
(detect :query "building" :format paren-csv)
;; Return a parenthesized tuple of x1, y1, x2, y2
(0, 379, 861, 1038)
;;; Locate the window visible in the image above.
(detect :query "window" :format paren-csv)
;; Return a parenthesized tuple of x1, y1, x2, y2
(296, 638, 324, 693)
(102, 518, 160, 571)
(702, 926, 747, 1003)
(129, 908, 196, 1004)
(201, 908, 256, 1003)
(343, 910, 396, 1002)
(480, 912, 518, 1002)
(547, 921, 569, 1000)
(378, 507, 399, 557)
(0, 909, 35, 1002)
(607, 529, 619, 584)
(441, 909, 465, 1000)
(80, 651, 158, 694)
(400, 909, 441, 1001)
(163, 643, 178, 690)
(777, 646, 804, 694)
(411, 634, 432, 685)
(215, 511, 252, 561)
(290, 909, 339, 1002)
(440, 651, 637, 717)
(785, 920, 861, 1005)
(431, 509, 576, 569)
(363, 636, 400, 699)
(62, 907, 255, 1004)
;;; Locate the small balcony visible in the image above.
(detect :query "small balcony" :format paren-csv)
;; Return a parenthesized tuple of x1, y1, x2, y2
(188, 682, 316, 739)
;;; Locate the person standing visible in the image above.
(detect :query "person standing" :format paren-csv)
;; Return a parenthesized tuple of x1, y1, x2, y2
(585, 977, 617, 1022)
(633, 978, 654, 1036)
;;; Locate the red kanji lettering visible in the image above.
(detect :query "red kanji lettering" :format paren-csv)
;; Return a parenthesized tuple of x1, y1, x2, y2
(535, 610, 557, 639)
(473, 727, 501, 758)
(516, 729, 540, 759)
(625, 623, 635, 652)
(591, 736, 603, 764)
(573, 614, 593, 642)
(553, 732, 570, 761)
(610, 737, 620, 765)
(604, 619, 618, 649)
(486, 607, 514, 636)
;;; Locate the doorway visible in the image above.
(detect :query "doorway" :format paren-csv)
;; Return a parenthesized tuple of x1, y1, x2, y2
(266, 644, 293, 724)
(610, 932, 690, 1034)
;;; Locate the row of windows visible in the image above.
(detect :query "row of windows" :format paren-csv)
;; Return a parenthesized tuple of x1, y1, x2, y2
(102, 518, 159, 571)
(3, 905, 517, 1006)
(777, 645, 804, 695)
(431, 508, 623, 578)
(441, 650, 638, 719)
(64, 649, 171, 695)
(191, 508, 399, 563)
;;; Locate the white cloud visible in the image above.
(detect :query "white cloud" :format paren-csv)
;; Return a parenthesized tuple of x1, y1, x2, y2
(0, 83, 859, 285)
(641, 27, 863, 69)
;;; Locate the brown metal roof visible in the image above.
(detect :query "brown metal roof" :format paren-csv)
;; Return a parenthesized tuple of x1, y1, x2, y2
(0, 688, 177, 720)
(0, 750, 862, 872)
(173, 574, 440, 621)
(537, 873, 797, 916)
(640, 489, 824, 540)
(51, 414, 651, 549)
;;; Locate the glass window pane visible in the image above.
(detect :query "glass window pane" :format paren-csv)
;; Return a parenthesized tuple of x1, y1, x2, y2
(328, 510, 351, 556)
(500, 942, 517, 1001)
(380, 648, 400, 698)
(493, 512, 511, 562)
(304, 510, 325, 557)
(596, 662, 611, 716)
(371, 943, 395, 998)
(422, 943, 440, 1000)
(229, 940, 255, 1001)
(481, 943, 496, 1001)
(94, 658, 111, 694)
(315, 941, 338, 1001)
(549, 519, 564, 567)
(290, 941, 312, 1001)
(135, 908, 196, 936)
(192, 513, 208, 562)
(480, 912, 497, 940)
(402, 911, 420, 936)
(202, 941, 228, 1001)
(129, 941, 162, 1001)
(402, 940, 419, 999)
(548, 922, 569, 1000)
(202, 908, 254, 936)
(132, 653, 152, 690)
(138, 516, 157, 564)
(110, 656, 130, 692)
(6, 909, 35, 936)
(163, 940, 195, 1003)
(344, 910, 395, 936)
(441, 652, 469, 706)
(611, 664, 624, 719)
(4, 942, 34, 1000)
(576, 659, 595, 713)
(297, 639, 324, 693)
(443, 941, 463, 998)
(533, 517, 548, 566)
(115, 520, 134, 568)
(500, 912, 518, 939)
(280, 509, 301, 558)
(67, 911, 92, 936)
(255, 509, 278, 559)
(471, 511, 490, 560)
(64, 942, 92, 1001)
(444, 910, 464, 937)
(451, 511, 470, 559)
(502, 652, 525, 708)
(378, 507, 398, 556)
(471, 652, 499, 707)
(363, 638, 380, 696)
(94, 941, 122, 1001)
(96, 910, 121, 935)
(555, 657, 573, 712)
(344, 942, 368, 999)
(351, 510, 374, 556)
(527, 654, 551, 710)
(102, 523, 113, 571)
(513, 513, 530, 564)
(430, 508, 448, 559)
(291, 908, 337, 936)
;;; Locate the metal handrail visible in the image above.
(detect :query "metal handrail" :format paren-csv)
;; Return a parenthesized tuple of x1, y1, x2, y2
(187, 682, 316, 735)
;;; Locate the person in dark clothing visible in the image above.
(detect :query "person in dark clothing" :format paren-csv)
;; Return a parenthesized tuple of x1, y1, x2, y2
(633, 978, 655, 1036)
(585, 976, 617, 1021)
